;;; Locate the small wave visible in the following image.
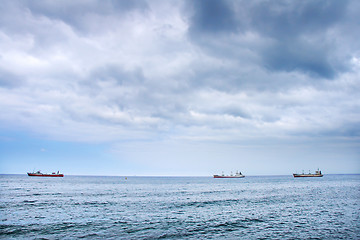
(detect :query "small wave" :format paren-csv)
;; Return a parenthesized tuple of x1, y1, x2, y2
(83, 201, 110, 205)
(158, 231, 192, 239)
(0, 224, 38, 236)
(51, 193, 62, 196)
(212, 219, 250, 229)
(72, 201, 111, 206)
(244, 217, 264, 223)
(157, 218, 257, 239)
(170, 199, 240, 209)
(113, 220, 129, 224)
(0, 227, 25, 236)
(51, 222, 77, 231)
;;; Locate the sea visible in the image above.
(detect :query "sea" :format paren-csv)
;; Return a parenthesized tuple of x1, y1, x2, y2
(0, 174, 359, 239)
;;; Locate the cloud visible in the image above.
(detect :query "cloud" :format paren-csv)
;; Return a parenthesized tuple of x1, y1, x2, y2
(186, 0, 358, 78)
(253, 3, 348, 79)
(249, 0, 348, 37)
(0, 0, 359, 146)
(261, 40, 336, 78)
(19, 0, 149, 34)
(188, 0, 238, 34)
(0, 68, 24, 88)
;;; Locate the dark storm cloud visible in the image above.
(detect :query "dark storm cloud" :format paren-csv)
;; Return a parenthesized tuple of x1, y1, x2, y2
(186, 0, 355, 79)
(189, 0, 238, 34)
(262, 41, 336, 78)
(250, 0, 347, 38)
(251, 0, 349, 79)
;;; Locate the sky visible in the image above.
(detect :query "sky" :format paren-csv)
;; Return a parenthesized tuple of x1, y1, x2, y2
(0, 0, 359, 176)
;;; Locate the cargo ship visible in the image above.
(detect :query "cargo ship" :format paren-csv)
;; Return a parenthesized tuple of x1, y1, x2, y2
(27, 170, 64, 177)
(293, 169, 323, 178)
(214, 171, 245, 178)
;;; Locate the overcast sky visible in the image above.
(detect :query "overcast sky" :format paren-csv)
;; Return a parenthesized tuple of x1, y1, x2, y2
(0, 0, 359, 176)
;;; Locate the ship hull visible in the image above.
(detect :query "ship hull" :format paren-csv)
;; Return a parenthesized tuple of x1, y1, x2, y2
(27, 173, 64, 177)
(293, 174, 323, 178)
(213, 175, 245, 178)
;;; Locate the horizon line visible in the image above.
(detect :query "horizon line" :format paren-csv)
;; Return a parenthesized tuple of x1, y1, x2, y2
(1, 173, 359, 177)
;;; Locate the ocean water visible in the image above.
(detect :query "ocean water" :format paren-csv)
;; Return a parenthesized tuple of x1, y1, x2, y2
(0, 174, 359, 239)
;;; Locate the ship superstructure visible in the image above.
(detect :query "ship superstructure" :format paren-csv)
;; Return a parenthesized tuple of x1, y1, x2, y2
(293, 169, 323, 178)
(27, 170, 64, 177)
(214, 171, 245, 178)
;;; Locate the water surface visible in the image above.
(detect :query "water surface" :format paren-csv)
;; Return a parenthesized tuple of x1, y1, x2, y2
(1, 174, 359, 239)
